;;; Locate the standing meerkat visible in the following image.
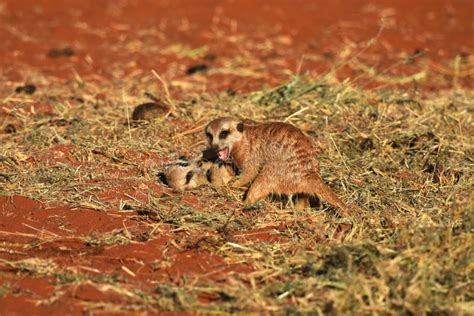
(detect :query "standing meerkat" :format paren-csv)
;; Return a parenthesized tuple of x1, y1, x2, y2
(204, 117, 350, 216)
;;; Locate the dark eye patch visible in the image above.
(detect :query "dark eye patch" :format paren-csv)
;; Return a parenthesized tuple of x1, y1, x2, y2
(157, 172, 168, 186)
(206, 132, 213, 143)
(185, 171, 194, 184)
(206, 168, 212, 182)
(219, 130, 230, 139)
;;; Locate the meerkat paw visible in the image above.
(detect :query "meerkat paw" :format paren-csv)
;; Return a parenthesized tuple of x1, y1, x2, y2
(230, 178, 247, 189)
(243, 200, 265, 211)
(242, 189, 267, 210)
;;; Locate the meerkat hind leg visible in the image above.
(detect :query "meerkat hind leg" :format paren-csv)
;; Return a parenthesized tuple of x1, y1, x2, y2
(293, 194, 310, 210)
(243, 171, 278, 205)
(233, 164, 259, 188)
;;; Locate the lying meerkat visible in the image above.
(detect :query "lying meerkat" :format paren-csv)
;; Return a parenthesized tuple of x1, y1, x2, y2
(205, 159, 238, 186)
(158, 155, 236, 190)
(204, 117, 350, 215)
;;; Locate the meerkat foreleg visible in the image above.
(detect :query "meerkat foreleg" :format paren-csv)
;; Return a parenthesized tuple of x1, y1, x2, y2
(232, 164, 259, 188)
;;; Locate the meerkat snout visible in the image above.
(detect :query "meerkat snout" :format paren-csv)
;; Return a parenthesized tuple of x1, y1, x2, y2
(204, 117, 244, 161)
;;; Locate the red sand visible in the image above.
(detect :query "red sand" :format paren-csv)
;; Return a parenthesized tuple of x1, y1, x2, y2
(0, 0, 472, 93)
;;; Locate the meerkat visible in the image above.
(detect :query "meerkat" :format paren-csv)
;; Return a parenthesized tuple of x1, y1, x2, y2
(131, 101, 171, 121)
(158, 155, 236, 190)
(205, 159, 238, 186)
(204, 117, 350, 215)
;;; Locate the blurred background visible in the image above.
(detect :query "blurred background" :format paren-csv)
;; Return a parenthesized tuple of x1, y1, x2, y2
(1, 0, 473, 94)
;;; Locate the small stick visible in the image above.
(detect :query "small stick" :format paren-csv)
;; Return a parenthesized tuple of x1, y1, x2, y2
(329, 134, 349, 171)
(22, 223, 59, 238)
(173, 122, 208, 139)
(121, 265, 136, 277)
(122, 88, 132, 141)
(296, 54, 306, 75)
(151, 70, 177, 115)
(284, 107, 308, 122)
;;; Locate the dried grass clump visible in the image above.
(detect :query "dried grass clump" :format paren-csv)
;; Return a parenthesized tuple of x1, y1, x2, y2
(0, 74, 472, 314)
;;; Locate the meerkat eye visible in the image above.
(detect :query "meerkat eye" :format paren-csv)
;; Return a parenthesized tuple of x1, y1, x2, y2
(185, 171, 193, 184)
(206, 132, 213, 143)
(219, 130, 230, 139)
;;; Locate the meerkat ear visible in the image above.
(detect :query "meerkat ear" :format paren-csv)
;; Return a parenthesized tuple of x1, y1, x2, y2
(237, 122, 244, 132)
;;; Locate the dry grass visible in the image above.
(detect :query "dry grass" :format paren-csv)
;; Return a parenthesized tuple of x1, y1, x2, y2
(0, 73, 473, 314)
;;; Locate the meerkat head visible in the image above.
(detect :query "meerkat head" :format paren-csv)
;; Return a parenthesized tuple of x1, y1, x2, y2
(205, 117, 244, 161)
(160, 157, 208, 190)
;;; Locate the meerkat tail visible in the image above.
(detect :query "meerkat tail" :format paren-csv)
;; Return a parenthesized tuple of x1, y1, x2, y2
(311, 182, 352, 217)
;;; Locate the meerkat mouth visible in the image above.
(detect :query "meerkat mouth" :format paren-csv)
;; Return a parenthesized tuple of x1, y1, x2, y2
(217, 147, 230, 160)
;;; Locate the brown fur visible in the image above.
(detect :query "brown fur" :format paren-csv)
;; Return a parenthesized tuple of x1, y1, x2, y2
(205, 162, 236, 186)
(131, 102, 170, 121)
(205, 117, 350, 216)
